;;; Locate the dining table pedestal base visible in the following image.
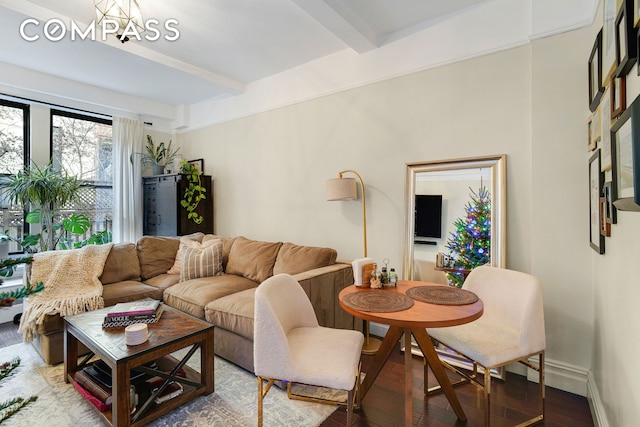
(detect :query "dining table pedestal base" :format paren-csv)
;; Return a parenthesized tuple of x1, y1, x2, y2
(359, 326, 467, 426)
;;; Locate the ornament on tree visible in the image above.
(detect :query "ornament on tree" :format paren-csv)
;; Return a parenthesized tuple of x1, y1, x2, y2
(445, 187, 491, 287)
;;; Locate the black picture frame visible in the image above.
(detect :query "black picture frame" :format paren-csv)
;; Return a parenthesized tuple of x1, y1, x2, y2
(589, 149, 605, 254)
(610, 95, 640, 211)
(611, 73, 626, 119)
(615, 0, 638, 76)
(188, 158, 204, 173)
(604, 181, 617, 224)
(589, 29, 604, 112)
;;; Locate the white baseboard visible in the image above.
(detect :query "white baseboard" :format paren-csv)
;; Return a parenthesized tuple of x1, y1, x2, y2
(536, 357, 588, 396)
(587, 371, 610, 427)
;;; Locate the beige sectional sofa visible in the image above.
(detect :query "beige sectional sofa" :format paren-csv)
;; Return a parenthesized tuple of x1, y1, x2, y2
(29, 234, 359, 368)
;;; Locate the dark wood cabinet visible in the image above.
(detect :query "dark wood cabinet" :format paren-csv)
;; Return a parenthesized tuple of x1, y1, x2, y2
(143, 174, 213, 236)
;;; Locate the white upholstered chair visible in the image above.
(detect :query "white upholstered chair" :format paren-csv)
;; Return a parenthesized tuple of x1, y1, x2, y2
(254, 273, 364, 426)
(427, 265, 546, 426)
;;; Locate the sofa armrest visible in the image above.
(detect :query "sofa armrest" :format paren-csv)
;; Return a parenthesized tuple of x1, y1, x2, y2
(293, 262, 362, 332)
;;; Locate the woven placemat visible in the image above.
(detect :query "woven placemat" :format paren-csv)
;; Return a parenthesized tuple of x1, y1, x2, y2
(342, 290, 414, 313)
(406, 286, 479, 305)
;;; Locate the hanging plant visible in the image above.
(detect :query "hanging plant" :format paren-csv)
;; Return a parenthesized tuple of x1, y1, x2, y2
(179, 160, 206, 224)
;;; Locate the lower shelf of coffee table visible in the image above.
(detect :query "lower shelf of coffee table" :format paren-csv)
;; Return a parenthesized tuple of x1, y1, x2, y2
(71, 355, 205, 427)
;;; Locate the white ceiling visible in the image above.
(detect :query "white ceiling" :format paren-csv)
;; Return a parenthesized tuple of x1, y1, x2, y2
(0, 0, 490, 106)
(0, 0, 597, 130)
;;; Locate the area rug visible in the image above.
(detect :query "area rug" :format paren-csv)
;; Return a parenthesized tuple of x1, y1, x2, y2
(0, 343, 338, 426)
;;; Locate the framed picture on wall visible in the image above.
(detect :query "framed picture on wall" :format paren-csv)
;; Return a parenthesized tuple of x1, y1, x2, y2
(610, 73, 626, 118)
(588, 114, 596, 152)
(636, 0, 640, 26)
(589, 29, 604, 112)
(603, 0, 618, 85)
(604, 181, 617, 224)
(589, 149, 605, 254)
(601, 88, 613, 171)
(615, 0, 638, 76)
(610, 96, 640, 211)
(187, 158, 204, 173)
(600, 197, 611, 237)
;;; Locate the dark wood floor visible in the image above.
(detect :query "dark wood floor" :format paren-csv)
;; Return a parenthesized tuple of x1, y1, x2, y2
(321, 338, 595, 427)
(0, 322, 594, 426)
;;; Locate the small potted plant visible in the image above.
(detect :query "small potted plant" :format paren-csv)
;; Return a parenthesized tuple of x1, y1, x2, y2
(135, 135, 181, 175)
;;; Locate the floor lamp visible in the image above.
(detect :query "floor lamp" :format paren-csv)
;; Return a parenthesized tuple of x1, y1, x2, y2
(326, 169, 381, 355)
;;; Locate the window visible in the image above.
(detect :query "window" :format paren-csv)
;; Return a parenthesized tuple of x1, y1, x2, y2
(51, 110, 113, 245)
(0, 100, 28, 253)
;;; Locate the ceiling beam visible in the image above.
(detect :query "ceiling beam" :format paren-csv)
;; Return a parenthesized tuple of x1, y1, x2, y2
(291, 0, 378, 53)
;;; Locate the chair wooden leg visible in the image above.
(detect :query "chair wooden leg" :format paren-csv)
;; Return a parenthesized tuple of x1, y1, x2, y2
(257, 376, 264, 427)
(347, 388, 354, 426)
(483, 367, 491, 427)
(538, 351, 545, 424)
(257, 376, 275, 427)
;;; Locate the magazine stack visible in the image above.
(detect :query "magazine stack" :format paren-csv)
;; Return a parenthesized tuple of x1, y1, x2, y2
(102, 299, 164, 328)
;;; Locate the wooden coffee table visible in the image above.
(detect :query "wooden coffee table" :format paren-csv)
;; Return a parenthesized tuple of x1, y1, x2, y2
(64, 302, 214, 427)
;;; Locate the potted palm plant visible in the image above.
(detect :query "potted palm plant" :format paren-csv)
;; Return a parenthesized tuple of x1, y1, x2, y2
(0, 161, 97, 252)
(135, 135, 181, 175)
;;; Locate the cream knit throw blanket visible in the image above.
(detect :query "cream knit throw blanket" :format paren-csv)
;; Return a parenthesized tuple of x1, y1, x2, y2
(19, 243, 114, 343)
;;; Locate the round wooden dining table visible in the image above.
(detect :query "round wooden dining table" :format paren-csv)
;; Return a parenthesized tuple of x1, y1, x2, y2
(339, 280, 484, 426)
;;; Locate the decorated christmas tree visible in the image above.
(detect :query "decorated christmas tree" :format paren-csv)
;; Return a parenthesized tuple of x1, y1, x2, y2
(445, 187, 491, 287)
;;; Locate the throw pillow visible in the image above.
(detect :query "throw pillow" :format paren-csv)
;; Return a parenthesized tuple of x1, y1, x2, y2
(180, 238, 224, 282)
(167, 234, 205, 274)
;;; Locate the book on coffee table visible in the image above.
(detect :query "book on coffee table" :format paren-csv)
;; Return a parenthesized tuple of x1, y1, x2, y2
(107, 300, 161, 317)
(75, 369, 113, 403)
(102, 304, 164, 328)
(73, 381, 112, 412)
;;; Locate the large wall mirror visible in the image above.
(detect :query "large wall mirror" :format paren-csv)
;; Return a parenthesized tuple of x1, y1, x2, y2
(402, 155, 506, 285)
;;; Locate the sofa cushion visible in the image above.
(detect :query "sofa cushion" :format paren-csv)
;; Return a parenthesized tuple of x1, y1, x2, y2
(137, 233, 203, 280)
(225, 237, 282, 283)
(205, 288, 256, 340)
(163, 274, 259, 319)
(99, 243, 141, 285)
(203, 235, 237, 269)
(167, 234, 205, 274)
(273, 242, 337, 276)
(180, 239, 224, 281)
(102, 281, 164, 307)
(143, 273, 181, 291)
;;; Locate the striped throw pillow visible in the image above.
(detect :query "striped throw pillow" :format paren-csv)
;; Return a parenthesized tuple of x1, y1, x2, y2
(180, 238, 223, 281)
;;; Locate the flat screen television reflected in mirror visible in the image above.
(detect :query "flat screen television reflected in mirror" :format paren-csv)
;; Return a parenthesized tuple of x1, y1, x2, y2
(414, 194, 442, 242)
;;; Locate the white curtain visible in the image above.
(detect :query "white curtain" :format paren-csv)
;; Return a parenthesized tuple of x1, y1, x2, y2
(112, 117, 144, 243)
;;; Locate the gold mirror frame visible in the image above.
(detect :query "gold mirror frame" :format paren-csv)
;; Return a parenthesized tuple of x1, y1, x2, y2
(402, 155, 507, 281)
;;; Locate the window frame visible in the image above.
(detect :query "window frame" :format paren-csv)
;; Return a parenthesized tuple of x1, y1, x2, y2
(0, 99, 29, 255)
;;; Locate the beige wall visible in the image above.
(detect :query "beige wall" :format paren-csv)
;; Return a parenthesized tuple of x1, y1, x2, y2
(531, 27, 595, 391)
(177, 22, 639, 425)
(178, 45, 532, 267)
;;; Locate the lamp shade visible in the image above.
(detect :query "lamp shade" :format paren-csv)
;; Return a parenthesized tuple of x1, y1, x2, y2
(326, 178, 358, 201)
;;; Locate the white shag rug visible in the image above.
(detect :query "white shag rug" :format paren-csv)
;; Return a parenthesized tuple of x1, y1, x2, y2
(0, 343, 339, 427)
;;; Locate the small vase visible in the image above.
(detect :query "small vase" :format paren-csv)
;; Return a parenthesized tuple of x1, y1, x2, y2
(151, 164, 164, 175)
